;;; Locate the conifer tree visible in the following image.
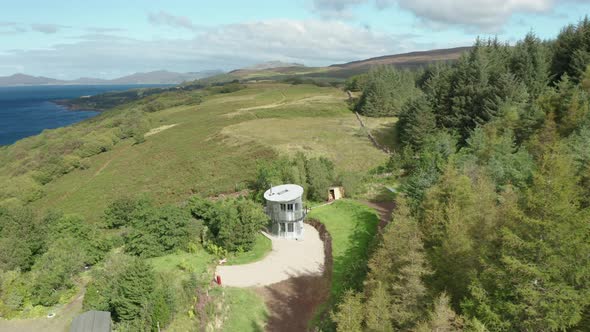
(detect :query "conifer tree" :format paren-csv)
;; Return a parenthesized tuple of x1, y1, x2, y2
(414, 293, 464, 332)
(113, 259, 156, 321)
(364, 281, 393, 332)
(397, 96, 437, 150)
(465, 150, 590, 330)
(366, 197, 430, 329)
(332, 290, 364, 332)
(510, 32, 550, 99)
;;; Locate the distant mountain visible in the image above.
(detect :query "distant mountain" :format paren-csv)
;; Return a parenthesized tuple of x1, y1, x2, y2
(109, 70, 223, 84)
(0, 73, 65, 86)
(0, 70, 224, 86)
(70, 77, 110, 84)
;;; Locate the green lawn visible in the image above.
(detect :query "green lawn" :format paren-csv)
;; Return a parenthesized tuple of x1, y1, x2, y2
(226, 233, 272, 266)
(148, 250, 214, 278)
(221, 288, 268, 332)
(307, 199, 379, 300)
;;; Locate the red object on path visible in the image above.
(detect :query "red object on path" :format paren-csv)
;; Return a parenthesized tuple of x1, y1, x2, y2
(216, 275, 222, 285)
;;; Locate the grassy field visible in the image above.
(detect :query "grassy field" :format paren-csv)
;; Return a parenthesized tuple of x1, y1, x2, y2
(307, 200, 379, 300)
(221, 288, 268, 332)
(360, 115, 399, 152)
(26, 83, 391, 221)
(222, 117, 388, 173)
(148, 250, 214, 277)
(226, 233, 272, 266)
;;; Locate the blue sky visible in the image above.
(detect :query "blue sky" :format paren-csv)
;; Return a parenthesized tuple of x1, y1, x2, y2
(0, 0, 588, 79)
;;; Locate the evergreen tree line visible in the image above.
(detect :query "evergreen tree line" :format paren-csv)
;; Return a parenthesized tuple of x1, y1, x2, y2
(333, 18, 590, 331)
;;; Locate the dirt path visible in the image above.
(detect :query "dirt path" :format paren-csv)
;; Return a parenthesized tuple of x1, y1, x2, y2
(361, 199, 396, 228)
(144, 123, 178, 137)
(51, 143, 131, 205)
(255, 274, 329, 332)
(254, 220, 332, 332)
(216, 224, 324, 287)
(236, 91, 287, 112)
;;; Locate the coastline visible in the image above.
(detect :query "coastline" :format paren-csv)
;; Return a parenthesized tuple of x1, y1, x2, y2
(52, 99, 105, 112)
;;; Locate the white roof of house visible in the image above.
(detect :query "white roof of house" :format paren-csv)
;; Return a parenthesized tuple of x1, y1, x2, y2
(264, 184, 304, 202)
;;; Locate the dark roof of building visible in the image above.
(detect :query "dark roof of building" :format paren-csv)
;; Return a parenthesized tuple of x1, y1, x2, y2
(70, 310, 111, 332)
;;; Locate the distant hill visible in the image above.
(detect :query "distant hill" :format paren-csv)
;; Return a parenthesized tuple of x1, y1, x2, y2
(209, 47, 471, 83)
(330, 46, 471, 71)
(228, 61, 306, 79)
(109, 70, 223, 84)
(241, 61, 305, 70)
(0, 70, 223, 86)
(0, 73, 64, 86)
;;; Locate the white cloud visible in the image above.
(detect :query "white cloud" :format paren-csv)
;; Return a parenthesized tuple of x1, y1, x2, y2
(0, 19, 435, 79)
(0, 22, 25, 35)
(312, 0, 584, 32)
(30, 23, 69, 34)
(312, 0, 367, 18)
(85, 27, 126, 33)
(148, 11, 198, 31)
(394, 0, 553, 32)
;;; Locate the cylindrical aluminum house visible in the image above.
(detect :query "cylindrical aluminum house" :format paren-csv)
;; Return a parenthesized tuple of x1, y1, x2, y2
(263, 184, 306, 240)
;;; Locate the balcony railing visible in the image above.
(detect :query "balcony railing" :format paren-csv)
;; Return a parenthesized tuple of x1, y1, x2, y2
(265, 207, 307, 222)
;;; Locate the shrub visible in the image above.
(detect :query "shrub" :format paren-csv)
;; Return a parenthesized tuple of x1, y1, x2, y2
(0, 175, 44, 204)
(76, 135, 114, 158)
(121, 203, 192, 258)
(190, 197, 268, 252)
(31, 237, 86, 306)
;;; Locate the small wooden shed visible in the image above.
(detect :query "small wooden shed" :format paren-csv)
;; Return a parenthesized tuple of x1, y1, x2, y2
(70, 310, 111, 332)
(328, 186, 344, 201)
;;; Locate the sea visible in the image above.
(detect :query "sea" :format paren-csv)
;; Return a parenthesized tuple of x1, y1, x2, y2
(0, 85, 170, 146)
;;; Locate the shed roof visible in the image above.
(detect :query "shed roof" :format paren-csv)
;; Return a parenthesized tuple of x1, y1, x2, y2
(70, 311, 111, 332)
(264, 184, 304, 202)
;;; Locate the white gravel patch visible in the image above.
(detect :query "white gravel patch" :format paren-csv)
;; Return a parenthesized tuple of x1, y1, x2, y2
(216, 224, 324, 287)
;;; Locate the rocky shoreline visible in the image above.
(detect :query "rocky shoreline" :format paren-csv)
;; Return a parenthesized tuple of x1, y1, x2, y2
(52, 99, 104, 112)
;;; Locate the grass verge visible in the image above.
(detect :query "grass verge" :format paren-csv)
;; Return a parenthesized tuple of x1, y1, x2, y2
(307, 199, 379, 328)
(227, 233, 272, 266)
(222, 288, 268, 332)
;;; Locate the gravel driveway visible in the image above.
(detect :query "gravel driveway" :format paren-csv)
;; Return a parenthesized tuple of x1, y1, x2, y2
(216, 224, 324, 287)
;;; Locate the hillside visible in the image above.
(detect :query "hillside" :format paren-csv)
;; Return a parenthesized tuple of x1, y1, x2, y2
(330, 46, 471, 70)
(241, 61, 305, 70)
(0, 70, 222, 86)
(0, 83, 391, 221)
(215, 47, 470, 82)
(0, 80, 398, 332)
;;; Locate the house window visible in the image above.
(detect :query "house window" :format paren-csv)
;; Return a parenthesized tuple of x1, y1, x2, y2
(280, 223, 286, 232)
(287, 203, 294, 211)
(287, 223, 294, 232)
(294, 203, 299, 211)
(280, 204, 286, 211)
